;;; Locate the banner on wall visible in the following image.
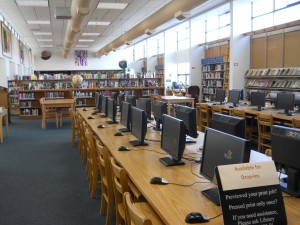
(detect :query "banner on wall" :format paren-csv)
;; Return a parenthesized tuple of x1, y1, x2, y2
(75, 50, 88, 66)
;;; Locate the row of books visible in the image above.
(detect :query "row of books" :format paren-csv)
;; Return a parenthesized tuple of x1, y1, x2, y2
(20, 109, 39, 116)
(45, 92, 65, 98)
(202, 64, 226, 72)
(202, 72, 224, 79)
(245, 79, 300, 88)
(202, 87, 218, 95)
(245, 67, 300, 77)
(201, 80, 223, 87)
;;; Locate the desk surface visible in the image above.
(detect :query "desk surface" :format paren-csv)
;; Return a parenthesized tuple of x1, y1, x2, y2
(78, 108, 300, 225)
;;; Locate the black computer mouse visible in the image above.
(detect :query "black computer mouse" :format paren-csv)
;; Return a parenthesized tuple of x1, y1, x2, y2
(91, 111, 97, 115)
(228, 105, 234, 108)
(98, 125, 105, 128)
(87, 116, 94, 119)
(150, 177, 168, 185)
(185, 212, 210, 223)
(114, 132, 124, 136)
(118, 146, 131, 151)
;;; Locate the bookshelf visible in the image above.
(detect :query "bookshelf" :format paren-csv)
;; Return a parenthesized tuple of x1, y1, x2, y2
(8, 81, 20, 115)
(244, 67, 300, 98)
(201, 56, 229, 102)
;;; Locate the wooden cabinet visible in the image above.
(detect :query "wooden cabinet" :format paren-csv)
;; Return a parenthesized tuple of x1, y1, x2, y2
(201, 56, 229, 102)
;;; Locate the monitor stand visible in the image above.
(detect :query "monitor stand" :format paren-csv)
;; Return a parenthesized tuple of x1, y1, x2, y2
(129, 140, 148, 147)
(119, 128, 130, 132)
(201, 187, 221, 206)
(278, 110, 293, 116)
(159, 157, 185, 166)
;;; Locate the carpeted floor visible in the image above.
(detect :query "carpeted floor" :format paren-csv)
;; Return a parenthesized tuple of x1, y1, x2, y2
(0, 116, 111, 225)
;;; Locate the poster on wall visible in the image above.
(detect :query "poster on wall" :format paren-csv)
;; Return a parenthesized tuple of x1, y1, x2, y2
(75, 50, 88, 66)
(1, 22, 12, 58)
(19, 40, 25, 64)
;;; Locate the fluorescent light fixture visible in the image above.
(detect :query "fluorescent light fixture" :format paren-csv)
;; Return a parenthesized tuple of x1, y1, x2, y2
(82, 32, 100, 36)
(27, 20, 50, 25)
(97, 2, 128, 9)
(76, 45, 89, 48)
(37, 39, 53, 42)
(40, 45, 53, 47)
(16, 0, 48, 7)
(88, 21, 111, 26)
(78, 39, 94, 42)
(33, 32, 52, 35)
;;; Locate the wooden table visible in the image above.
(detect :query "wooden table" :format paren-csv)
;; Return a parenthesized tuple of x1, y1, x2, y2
(161, 96, 195, 115)
(40, 98, 75, 129)
(0, 108, 8, 143)
(78, 108, 300, 225)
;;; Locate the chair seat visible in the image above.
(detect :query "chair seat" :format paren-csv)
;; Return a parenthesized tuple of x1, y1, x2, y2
(134, 202, 164, 224)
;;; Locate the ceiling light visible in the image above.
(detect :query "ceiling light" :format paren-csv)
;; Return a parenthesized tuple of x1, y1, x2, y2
(78, 39, 94, 42)
(88, 21, 111, 26)
(16, 0, 48, 7)
(76, 45, 89, 48)
(82, 32, 100, 36)
(37, 39, 53, 42)
(33, 32, 52, 35)
(27, 20, 50, 25)
(97, 2, 128, 9)
(40, 45, 53, 48)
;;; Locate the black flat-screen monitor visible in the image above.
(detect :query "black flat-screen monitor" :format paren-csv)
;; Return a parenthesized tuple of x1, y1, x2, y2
(152, 100, 167, 131)
(228, 90, 240, 107)
(129, 107, 148, 146)
(174, 105, 198, 142)
(246, 90, 257, 102)
(269, 92, 278, 108)
(211, 113, 245, 138)
(110, 91, 118, 102)
(100, 95, 108, 117)
(119, 101, 131, 132)
(160, 114, 186, 166)
(200, 127, 251, 205)
(118, 93, 125, 112)
(276, 93, 295, 116)
(232, 89, 244, 101)
(126, 95, 136, 107)
(250, 91, 266, 111)
(107, 98, 118, 124)
(94, 92, 100, 111)
(294, 93, 300, 111)
(215, 89, 226, 104)
(136, 98, 152, 120)
(271, 125, 300, 197)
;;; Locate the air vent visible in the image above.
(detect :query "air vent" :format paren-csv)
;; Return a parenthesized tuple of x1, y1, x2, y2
(55, 7, 71, 19)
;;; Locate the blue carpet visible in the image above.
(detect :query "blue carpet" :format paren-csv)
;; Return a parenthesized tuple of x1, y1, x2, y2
(0, 116, 111, 225)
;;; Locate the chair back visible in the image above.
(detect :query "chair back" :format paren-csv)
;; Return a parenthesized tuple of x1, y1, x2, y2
(187, 85, 200, 104)
(211, 105, 223, 114)
(292, 118, 300, 129)
(198, 103, 210, 131)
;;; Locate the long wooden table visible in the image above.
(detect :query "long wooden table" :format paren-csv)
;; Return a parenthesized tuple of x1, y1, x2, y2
(78, 108, 300, 225)
(0, 108, 8, 143)
(161, 96, 195, 115)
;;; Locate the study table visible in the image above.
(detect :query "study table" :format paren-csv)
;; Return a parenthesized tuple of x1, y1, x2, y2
(0, 108, 8, 144)
(161, 96, 195, 115)
(78, 108, 300, 225)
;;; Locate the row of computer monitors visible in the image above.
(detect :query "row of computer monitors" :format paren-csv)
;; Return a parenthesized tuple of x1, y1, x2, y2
(93, 92, 300, 202)
(215, 89, 300, 115)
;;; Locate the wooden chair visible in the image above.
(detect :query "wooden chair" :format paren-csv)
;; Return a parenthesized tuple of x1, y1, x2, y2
(292, 118, 300, 129)
(211, 105, 223, 114)
(198, 103, 211, 132)
(77, 114, 88, 163)
(39, 97, 58, 129)
(257, 113, 273, 152)
(95, 139, 114, 225)
(69, 108, 78, 147)
(124, 192, 164, 225)
(232, 108, 258, 140)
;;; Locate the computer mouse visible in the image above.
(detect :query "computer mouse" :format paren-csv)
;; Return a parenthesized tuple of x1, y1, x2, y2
(83, 108, 88, 111)
(118, 146, 131, 151)
(87, 116, 94, 119)
(114, 132, 124, 136)
(150, 177, 168, 185)
(228, 106, 234, 108)
(185, 212, 210, 223)
(97, 125, 105, 128)
(91, 111, 97, 115)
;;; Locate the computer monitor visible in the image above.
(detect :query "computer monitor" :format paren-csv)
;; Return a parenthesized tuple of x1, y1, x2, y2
(294, 93, 300, 111)
(250, 91, 266, 111)
(160, 114, 186, 166)
(129, 106, 148, 146)
(118, 93, 125, 112)
(106, 98, 118, 124)
(200, 127, 251, 205)
(276, 93, 295, 116)
(94, 92, 100, 111)
(232, 89, 244, 101)
(228, 90, 240, 107)
(152, 100, 167, 131)
(271, 125, 300, 197)
(100, 95, 108, 117)
(126, 95, 136, 107)
(119, 101, 131, 132)
(246, 90, 257, 102)
(215, 89, 226, 105)
(269, 92, 278, 107)
(174, 105, 198, 142)
(136, 98, 152, 120)
(211, 113, 245, 139)
(110, 91, 118, 102)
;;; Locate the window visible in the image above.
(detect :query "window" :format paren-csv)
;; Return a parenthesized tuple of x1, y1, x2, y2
(177, 63, 190, 85)
(206, 12, 231, 42)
